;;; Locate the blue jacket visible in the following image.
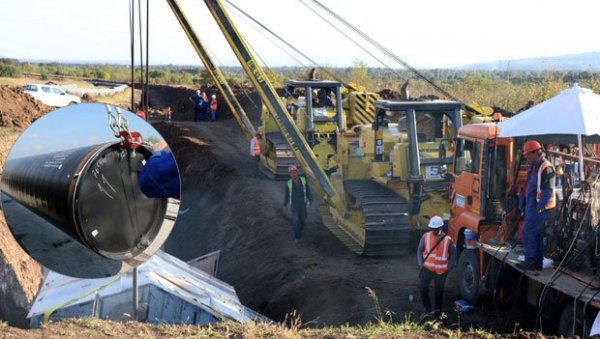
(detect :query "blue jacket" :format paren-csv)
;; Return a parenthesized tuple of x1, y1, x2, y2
(191, 93, 202, 108)
(521, 157, 554, 213)
(138, 150, 180, 198)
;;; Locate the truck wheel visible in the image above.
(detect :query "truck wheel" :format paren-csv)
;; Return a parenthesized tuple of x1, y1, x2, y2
(558, 303, 592, 337)
(457, 248, 480, 304)
(69, 101, 78, 105)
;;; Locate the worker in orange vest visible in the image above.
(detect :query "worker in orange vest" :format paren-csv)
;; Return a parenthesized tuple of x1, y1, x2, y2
(417, 216, 455, 317)
(518, 140, 556, 271)
(249, 131, 262, 178)
(210, 94, 218, 121)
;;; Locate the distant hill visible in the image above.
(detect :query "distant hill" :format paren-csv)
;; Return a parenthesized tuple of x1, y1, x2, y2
(461, 52, 600, 71)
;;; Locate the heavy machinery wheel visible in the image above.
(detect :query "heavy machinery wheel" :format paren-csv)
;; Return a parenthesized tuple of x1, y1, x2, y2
(457, 248, 480, 304)
(558, 303, 593, 337)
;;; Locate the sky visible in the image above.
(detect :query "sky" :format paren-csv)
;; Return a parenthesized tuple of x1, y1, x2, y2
(7, 103, 163, 158)
(0, 0, 598, 69)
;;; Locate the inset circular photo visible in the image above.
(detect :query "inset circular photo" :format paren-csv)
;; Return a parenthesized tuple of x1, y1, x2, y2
(0, 103, 180, 278)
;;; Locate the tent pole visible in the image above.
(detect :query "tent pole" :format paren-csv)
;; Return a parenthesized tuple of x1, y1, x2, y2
(578, 134, 585, 182)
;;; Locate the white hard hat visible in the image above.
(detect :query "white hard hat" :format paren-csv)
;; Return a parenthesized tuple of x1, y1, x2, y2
(428, 216, 444, 229)
(211, 94, 216, 98)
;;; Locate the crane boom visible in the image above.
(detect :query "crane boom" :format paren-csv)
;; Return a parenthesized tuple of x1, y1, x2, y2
(203, 0, 335, 198)
(165, 0, 256, 139)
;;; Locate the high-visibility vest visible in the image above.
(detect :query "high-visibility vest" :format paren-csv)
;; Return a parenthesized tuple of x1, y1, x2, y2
(287, 177, 308, 203)
(210, 99, 217, 111)
(536, 160, 556, 210)
(250, 137, 261, 157)
(422, 231, 452, 275)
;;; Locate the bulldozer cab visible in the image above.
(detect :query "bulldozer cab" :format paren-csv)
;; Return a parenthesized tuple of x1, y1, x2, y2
(373, 100, 463, 182)
(283, 80, 344, 133)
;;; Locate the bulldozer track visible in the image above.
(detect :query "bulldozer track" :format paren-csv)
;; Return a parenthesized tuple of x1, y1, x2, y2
(344, 180, 410, 256)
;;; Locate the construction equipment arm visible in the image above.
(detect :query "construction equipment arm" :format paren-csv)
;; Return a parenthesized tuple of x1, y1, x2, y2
(203, 0, 335, 198)
(165, 0, 256, 140)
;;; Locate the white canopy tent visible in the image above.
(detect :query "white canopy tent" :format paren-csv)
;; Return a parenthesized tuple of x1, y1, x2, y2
(498, 84, 600, 181)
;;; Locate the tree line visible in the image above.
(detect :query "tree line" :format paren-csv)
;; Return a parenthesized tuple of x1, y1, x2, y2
(1, 58, 598, 112)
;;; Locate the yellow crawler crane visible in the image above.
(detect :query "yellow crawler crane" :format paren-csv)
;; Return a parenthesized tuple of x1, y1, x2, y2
(197, 0, 471, 255)
(260, 79, 379, 178)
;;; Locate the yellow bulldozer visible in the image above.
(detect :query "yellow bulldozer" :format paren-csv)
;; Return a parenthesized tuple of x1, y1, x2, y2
(172, 0, 507, 255)
(319, 100, 464, 254)
(259, 79, 379, 178)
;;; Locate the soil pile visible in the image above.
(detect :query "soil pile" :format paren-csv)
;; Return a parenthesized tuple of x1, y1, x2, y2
(0, 85, 51, 128)
(145, 84, 262, 124)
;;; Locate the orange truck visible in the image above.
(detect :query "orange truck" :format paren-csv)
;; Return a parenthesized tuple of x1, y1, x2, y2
(446, 122, 600, 337)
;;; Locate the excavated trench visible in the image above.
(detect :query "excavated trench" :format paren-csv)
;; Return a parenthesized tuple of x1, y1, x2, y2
(152, 86, 539, 330)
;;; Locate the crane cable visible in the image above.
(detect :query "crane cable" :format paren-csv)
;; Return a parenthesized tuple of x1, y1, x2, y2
(138, 0, 144, 111)
(305, 0, 479, 112)
(223, 0, 352, 88)
(297, 0, 407, 85)
(129, 0, 135, 111)
(201, 32, 261, 111)
(145, 0, 149, 113)
(224, 0, 309, 69)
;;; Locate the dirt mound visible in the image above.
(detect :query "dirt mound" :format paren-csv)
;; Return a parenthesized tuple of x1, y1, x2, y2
(0, 85, 51, 128)
(144, 84, 262, 124)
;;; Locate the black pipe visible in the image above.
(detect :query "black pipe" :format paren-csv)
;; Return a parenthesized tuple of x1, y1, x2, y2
(1, 142, 167, 261)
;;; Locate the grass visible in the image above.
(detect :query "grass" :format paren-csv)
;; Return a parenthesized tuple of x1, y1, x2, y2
(6, 317, 537, 339)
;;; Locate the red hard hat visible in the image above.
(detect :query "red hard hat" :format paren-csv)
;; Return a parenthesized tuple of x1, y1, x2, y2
(523, 140, 542, 155)
(288, 165, 297, 173)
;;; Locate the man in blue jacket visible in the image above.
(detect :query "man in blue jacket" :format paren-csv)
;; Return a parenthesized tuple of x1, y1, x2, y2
(138, 140, 180, 199)
(518, 140, 556, 270)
